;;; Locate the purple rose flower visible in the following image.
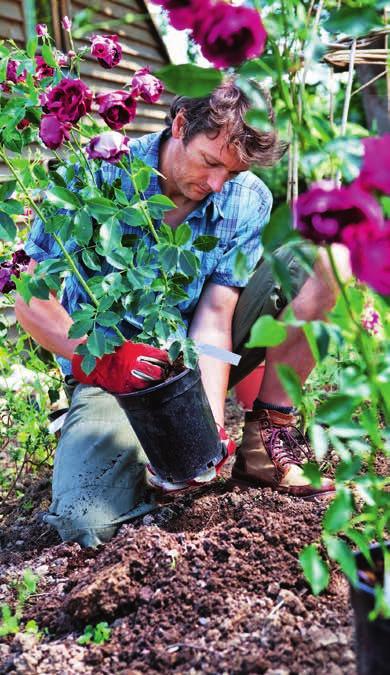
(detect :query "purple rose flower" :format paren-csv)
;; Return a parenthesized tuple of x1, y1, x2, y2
(36, 23, 48, 37)
(85, 131, 130, 163)
(342, 221, 390, 297)
(12, 249, 30, 268)
(61, 16, 72, 31)
(0, 266, 14, 294)
(152, 0, 210, 31)
(46, 77, 93, 123)
(35, 55, 55, 81)
(193, 2, 267, 69)
(131, 67, 164, 104)
(90, 34, 122, 69)
(357, 134, 390, 196)
(6, 59, 26, 84)
(39, 113, 71, 149)
(96, 90, 137, 130)
(294, 181, 383, 245)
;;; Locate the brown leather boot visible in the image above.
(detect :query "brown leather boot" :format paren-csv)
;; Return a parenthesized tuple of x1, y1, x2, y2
(231, 408, 334, 498)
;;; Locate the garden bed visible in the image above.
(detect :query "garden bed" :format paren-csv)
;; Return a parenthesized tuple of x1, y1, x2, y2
(0, 398, 356, 674)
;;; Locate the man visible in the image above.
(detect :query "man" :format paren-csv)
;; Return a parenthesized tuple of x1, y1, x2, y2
(16, 81, 351, 547)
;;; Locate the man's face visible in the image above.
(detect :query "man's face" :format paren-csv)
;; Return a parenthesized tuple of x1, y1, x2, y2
(170, 118, 250, 201)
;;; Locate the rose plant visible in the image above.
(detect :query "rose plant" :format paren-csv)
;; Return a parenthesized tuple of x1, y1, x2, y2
(0, 0, 389, 629)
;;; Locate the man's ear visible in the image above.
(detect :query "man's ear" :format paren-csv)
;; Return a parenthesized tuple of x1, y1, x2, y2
(171, 109, 186, 140)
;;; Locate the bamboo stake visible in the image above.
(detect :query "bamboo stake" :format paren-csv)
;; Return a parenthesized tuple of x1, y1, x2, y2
(336, 38, 357, 187)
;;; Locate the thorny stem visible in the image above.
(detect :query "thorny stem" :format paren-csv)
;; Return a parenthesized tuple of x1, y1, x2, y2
(0, 147, 126, 341)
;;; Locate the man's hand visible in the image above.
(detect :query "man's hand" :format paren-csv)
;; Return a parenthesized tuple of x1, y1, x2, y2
(72, 341, 170, 394)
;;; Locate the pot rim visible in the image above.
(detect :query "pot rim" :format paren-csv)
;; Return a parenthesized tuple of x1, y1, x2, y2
(116, 366, 192, 399)
(353, 541, 390, 597)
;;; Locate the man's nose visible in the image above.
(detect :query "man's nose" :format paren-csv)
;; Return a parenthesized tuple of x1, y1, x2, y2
(206, 169, 228, 193)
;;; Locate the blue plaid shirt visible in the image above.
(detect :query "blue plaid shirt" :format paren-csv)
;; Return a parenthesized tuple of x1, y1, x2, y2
(25, 130, 272, 375)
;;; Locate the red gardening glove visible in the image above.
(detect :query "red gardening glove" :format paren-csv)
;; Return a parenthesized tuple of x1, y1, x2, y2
(215, 424, 236, 474)
(72, 341, 170, 394)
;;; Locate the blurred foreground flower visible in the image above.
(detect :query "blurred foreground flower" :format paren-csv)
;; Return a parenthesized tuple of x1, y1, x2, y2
(61, 16, 72, 31)
(153, 0, 210, 31)
(341, 221, 390, 297)
(192, 2, 267, 68)
(361, 301, 383, 337)
(131, 68, 164, 103)
(96, 90, 137, 130)
(357, 134, 390, 196)
(85, 131, 130, 163)
(294, 182, 383, 245)
(90, 34, 122, 69)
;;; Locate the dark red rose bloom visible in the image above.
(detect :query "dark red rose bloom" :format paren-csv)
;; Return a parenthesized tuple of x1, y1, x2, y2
(39, 113, 71, 149)
(342, 221, 390, 296)
(96, 90, 137, 130)
(131, 68, 164, 103)
(35, 55, 55, 81)
(193, 2, 267, 69)
(90, 34, 122, 69)
(294, 181, 383, 245)
(46, 78, 93, 123)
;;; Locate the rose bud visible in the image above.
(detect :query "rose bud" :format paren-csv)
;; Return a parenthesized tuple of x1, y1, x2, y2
(62, 16, 72, 31)
(35, 23, 48, 37)
(90, 34, 122, 69)
(131, 67, 164, 104)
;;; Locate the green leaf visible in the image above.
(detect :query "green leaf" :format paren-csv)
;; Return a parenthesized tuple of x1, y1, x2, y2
(68, 320, 93, 339)
(316, 394, 361, 426)
(275, 363, 302, 407)
(245, 315, 287, 348)
(168, 340, 182, 362)
(302, 461, 322, 489)
(159, 244, 178, 272)
(86, 197, 117, 220)
(82, 249, 101, 271)
(74, 209, 93, 246)
(335, 455, 362, 482)
(245, 108, 273, 132)
(309, 423, 329, 462)
(233, 250, 249, 281)
(41, 43, 58, 67)
(154, 64, 222, 97)
(323, 489, 353, 534)
(26, 36, 38, 58)
(28, 276, 50, 300)
(147, 194, 176, 216)
(12, 273, 33, 304)
(261, 203, 293, 252)
(2, 130, 23, 153)
(0, 211, 16, 241)
(99, 217, 122, 253)
(0, 180, 17, 201)
(96, 311, 122, 327)
(47, 187, 81, 210)
(324, 535, 358, 586)
(299, 544, 330, 595)
(0, 199, 24, 216)
(81, 353, 96, 376)
(174, 222, 192, 246)
(325, 6, 383, 38)
(193, 235, 219, 252)
(87, 329, 106, 358)
(179, 249, 198, 277)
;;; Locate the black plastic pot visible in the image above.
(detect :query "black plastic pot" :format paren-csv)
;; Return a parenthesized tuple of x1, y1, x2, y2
(350, 544, 390, 675)
(116, 366, 225, 482)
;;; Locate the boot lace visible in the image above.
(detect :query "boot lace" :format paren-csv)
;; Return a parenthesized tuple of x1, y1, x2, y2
(261, 420, 312, 478)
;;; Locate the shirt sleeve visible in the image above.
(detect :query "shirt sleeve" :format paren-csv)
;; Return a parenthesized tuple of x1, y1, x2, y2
(210, 184, 273, 288)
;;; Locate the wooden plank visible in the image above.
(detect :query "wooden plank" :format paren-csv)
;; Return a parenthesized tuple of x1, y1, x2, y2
(78, 55, 167, 85)
(0, 1, 24, 22)
(71, 1, 156, 44)
(0, 17, 24, 42)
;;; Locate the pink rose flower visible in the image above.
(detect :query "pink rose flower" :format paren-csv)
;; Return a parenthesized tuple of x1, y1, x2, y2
(46, 77, 93, 123)
(357, 134, 390, 196)
(35, 23, 48, 37)
(96, 90, 137, 130)
(39, 113, 71, 149)
(342, 221, 390, 296)
(294, 181, 383, 245)
(35, 55, 55, 81)
(62, 16, 72, 31)
(90, 34, 122, 69)
(85, 131, 130, 163)
(6, 59, 26, 83)
(131, 67, 164, 103)
(152, 0, 210, 31)
(193, 2, 267, 69)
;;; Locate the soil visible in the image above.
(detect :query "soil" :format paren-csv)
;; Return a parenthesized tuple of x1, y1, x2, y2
(0, 396, 357, 674)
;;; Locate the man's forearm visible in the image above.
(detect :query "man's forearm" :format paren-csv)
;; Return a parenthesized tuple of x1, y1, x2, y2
(15, 294, 84, 361)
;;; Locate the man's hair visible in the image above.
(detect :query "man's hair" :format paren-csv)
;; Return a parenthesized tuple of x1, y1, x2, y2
(165, 80, 288, 167)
